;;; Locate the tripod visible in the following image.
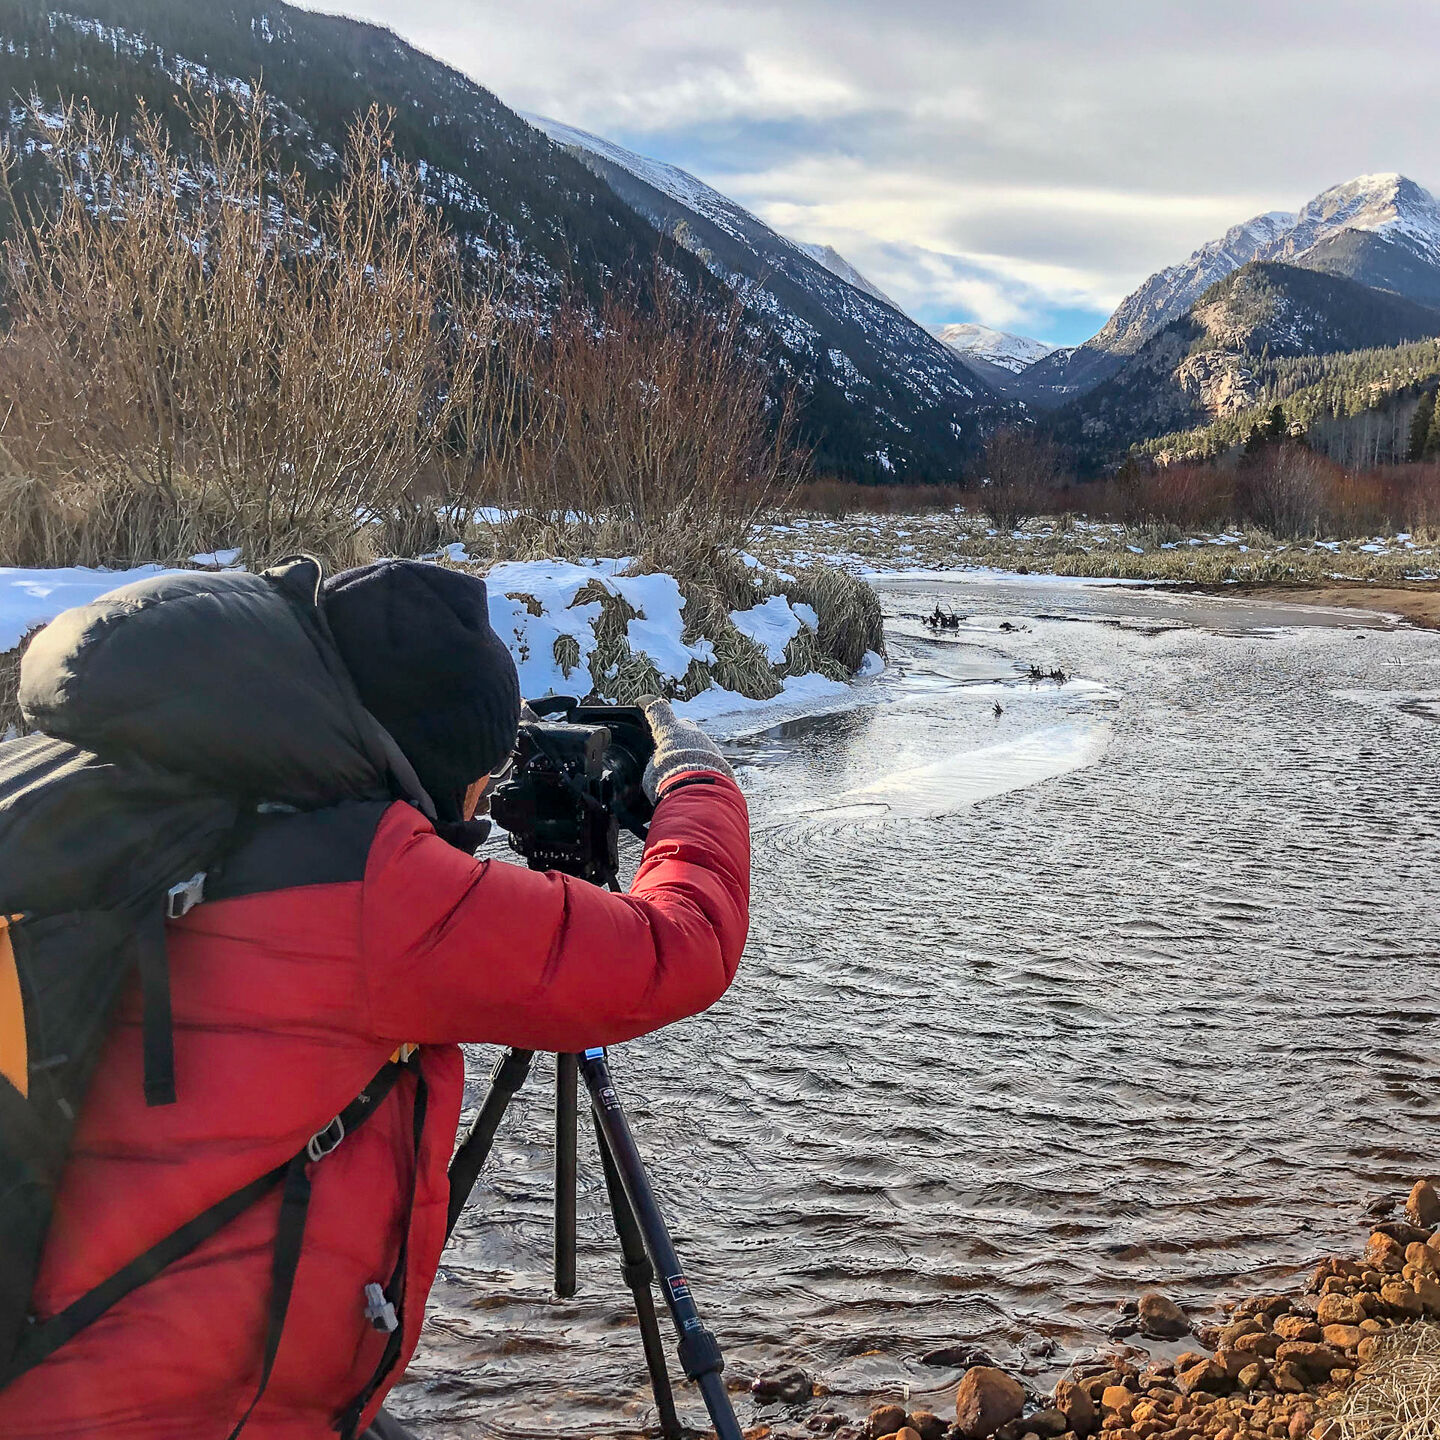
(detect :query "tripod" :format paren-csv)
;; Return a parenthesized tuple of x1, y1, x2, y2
(445, 1041, 741, 1440)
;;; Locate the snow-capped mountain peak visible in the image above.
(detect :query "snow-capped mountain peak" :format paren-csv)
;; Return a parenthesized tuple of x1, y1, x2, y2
(931, 323, 1056, 373)
(1281, 173, 1440, 258)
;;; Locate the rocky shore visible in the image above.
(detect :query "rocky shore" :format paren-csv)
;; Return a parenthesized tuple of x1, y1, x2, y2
(746, 1180, 1440, 1440)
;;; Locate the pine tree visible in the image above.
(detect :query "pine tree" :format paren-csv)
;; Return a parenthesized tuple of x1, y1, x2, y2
(1409, 393, 1433, 461)
(1265, 403, 1287, 442)
(1427, 391, 1440, 459)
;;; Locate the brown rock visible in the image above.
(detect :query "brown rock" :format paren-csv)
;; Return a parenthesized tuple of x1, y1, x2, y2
(1100, 1387, 1136, 1422)
(1174, 1352, 1210, 1374)
(1331, 1368, 1355, 1387)
(1272, 1317, 1321, 1343)
(1314, 1294, 1365, 1327)
(955, 1369, 1027, 1440)
(895, 1430, 923, 1440)
(907, 1414, 947, 1440)
(1080, 1373, 1124, 1403)
(1355, 1335, 1383, 1365)
(1273, 1342, 1345, 1379)
(1380, 1281, 1423, 1317)
(1286, 1409, 1314, 1440)
(1175, 1361, 1227, 1397)
(1311, 1423, 1340, 1440)
(1053, 1379, 1098, 1438)
(1358, 1318, 1385, 1335)
(1270, 1362, 1306, 1394)
(1321, 1324, 1362, 1351)
(1366, 1232, 1407, 1272)
(1219, 1318, 1264, 1347)
(1233, 1330, 1281, 1358)
(868, 1407, 909, 1439)
(1414, 1273, 1440, 1315)
(1405, 1241, 1438, 1273)
(1026, 1411, 1068, 1439)
(1137, 1293, 1190, 1339)
(753, 1366, 814, 1404)
(1406, 1179, 1440, 1228)
(1236, 1362, 1266, 1390)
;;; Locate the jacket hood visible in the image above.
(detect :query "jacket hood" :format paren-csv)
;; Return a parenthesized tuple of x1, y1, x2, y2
(19, 557, 434, 814)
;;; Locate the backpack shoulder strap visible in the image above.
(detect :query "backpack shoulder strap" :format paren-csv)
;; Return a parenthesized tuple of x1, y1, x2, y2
(1, 1060, 407, 1398)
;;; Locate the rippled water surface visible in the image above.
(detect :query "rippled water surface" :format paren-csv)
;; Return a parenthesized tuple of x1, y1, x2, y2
(394, 577, 1440, 1438)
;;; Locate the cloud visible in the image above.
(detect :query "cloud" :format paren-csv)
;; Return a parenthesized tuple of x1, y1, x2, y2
(291, 0, 1440, 344)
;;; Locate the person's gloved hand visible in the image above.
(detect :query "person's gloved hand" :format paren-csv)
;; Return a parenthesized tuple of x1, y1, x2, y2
(639, 697, 733, 802)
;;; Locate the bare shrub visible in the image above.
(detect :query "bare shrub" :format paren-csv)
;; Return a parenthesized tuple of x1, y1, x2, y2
(788, 479, 959, 517)
(0, 96, 503, 567)
(1236, 445, 1334, 539)
(980, 428, 1067, 531)
(477, 268, 807, 573)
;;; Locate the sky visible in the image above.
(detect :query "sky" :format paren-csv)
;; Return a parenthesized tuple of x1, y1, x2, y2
(291, 0, 1440, 347)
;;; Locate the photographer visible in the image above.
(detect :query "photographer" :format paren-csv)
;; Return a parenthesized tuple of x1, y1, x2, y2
(0, 559, 749, 1440)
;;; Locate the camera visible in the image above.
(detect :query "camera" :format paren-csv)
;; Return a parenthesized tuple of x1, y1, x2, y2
(489, 697, 656, 884)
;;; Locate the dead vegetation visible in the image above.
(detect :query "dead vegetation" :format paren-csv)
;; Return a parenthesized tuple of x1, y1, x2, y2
(1337, 1324, 1440, 1440)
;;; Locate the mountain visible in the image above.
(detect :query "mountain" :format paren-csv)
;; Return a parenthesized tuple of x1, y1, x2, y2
(0, 0, 998, 483)
(529, 115, 1007, 478)
(1052, 261, 1440, 465)
(931, 323, 1057, 373)
(794, 242, 897, 309)
(1022, 174, 1440, 408)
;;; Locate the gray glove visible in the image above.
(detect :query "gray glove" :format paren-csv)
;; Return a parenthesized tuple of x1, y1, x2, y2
(640, 697, 733, 802)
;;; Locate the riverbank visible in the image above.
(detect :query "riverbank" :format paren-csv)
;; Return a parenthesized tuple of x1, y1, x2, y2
(1193, 583, 1440, 630)
(758, 510, 1440, 590)
(748, 1180, 1440, 1440)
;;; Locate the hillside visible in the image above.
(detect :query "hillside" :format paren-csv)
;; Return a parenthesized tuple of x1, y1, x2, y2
(0, 0, 995, 481)
(529, 115, 1006, 479)
(931, 323, 1056, 374)
(1137, 337, 1440, 467)
(1020, 174, 1440, 409)
(1051, 262, 1440, 464)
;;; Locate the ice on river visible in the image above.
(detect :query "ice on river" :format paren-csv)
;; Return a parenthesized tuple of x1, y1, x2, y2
(805, 719, 1113, 822)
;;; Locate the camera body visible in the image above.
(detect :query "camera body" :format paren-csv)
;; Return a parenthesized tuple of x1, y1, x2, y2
(489, 699, 655, 884)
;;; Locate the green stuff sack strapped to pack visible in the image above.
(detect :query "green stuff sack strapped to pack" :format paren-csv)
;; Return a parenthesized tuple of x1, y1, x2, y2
(0, 557, 436, 1396)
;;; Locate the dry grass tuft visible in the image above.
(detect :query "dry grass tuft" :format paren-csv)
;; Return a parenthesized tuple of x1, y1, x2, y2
(0, 630, 39, 738)
(783, 565, 886, 672)
(1337, 1323, 1440, 1439)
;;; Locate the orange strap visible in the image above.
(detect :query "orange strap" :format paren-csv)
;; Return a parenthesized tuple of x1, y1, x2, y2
(0, 916, 28, 1097)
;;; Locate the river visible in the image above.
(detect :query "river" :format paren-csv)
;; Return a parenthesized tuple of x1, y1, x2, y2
(392, 574, 1440, 1438)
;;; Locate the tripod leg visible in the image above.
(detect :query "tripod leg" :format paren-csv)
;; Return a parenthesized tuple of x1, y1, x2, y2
(592, 1112, 684, 1440)
(446, 1048, 535, 1239)
(580, 1049, 743, 1440)
(555, 1052, 578, 1297)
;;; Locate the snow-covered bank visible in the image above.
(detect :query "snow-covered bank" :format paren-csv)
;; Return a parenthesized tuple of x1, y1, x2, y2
(0, 555, 885, 726)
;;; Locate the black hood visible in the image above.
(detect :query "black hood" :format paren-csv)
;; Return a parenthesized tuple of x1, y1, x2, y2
(18, 557, 433, 814)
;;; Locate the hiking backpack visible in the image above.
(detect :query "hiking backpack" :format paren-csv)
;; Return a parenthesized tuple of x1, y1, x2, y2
(0, 558, 436, 1433)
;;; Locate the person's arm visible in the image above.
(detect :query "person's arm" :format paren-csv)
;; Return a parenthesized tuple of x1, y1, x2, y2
(358, 771, 749, 1051)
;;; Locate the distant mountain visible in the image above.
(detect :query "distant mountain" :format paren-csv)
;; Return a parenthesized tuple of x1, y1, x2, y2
(794, 242, 898, 309)
(1021, 174, 1440, 408)
(530, 115, 1007, 478)
(931, 323, 1056, 373)
(1052, 261, 1440, 465)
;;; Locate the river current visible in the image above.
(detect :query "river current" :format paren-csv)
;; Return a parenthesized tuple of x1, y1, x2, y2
(392, 575, 1440, 1438)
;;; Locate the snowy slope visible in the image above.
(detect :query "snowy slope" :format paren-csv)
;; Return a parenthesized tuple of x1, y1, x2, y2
(528, 114, 1007, 477)
(794, 242, 899, 309)
(1091, 210, 1298, 356)
(932, 323, 1057, 373)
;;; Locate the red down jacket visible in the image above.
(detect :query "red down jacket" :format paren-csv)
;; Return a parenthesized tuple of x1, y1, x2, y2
(0, 776, 749, 1440)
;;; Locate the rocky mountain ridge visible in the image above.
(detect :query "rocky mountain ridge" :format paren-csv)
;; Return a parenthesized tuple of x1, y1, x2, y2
(1022, 173, 1440, 409)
